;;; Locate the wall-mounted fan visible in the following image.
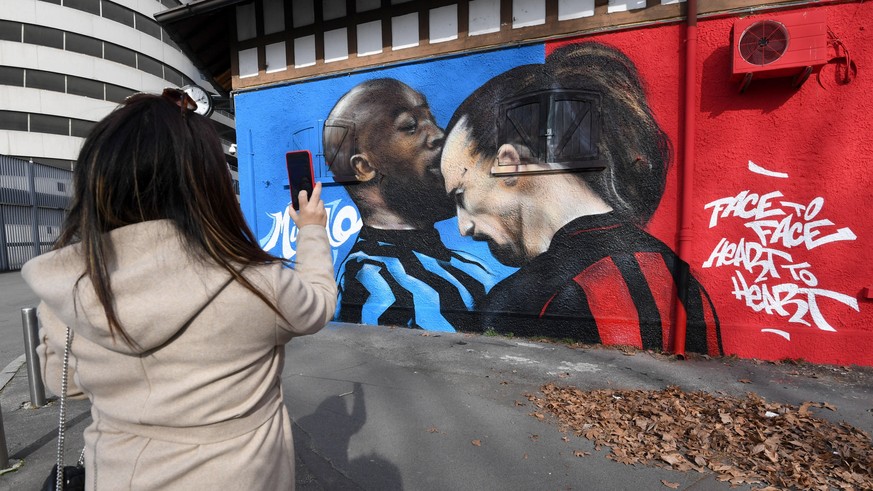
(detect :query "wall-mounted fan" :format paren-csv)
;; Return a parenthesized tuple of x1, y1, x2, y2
(731, 10, 828, 93)
(738, 20, 789, 66)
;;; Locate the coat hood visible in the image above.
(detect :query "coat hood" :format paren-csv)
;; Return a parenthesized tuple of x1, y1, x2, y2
(22, 220, 232, 355)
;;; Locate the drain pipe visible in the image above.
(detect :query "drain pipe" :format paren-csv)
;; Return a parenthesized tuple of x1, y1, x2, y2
(673, 0, 698, 359)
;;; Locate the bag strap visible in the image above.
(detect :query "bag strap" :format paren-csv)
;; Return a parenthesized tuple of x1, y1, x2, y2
(54, 326, 73, 491)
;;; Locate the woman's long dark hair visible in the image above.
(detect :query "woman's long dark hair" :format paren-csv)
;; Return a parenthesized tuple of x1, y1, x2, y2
(56, 93, 286, 346)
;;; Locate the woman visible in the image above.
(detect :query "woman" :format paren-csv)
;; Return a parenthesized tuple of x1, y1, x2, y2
(21, 90, 336, 489)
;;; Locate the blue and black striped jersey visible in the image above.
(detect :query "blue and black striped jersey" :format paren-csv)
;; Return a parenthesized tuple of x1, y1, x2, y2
(335, 227, 493, 332)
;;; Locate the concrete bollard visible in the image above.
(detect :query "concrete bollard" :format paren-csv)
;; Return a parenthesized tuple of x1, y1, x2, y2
(0, 404, 8, 469)
(22, 308, 46, 408)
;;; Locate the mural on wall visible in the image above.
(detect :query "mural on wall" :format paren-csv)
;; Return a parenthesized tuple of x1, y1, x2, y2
(324, 78, 493, 331)
(252, 42, 720, 354)
(242, 2, 872, 365)
(440, 42, 720, 355)
(247, 46, 542, 333)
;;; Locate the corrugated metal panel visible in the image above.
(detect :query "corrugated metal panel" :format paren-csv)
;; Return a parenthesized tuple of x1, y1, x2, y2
(0, 204, 7, 271)
(36, 208, 65, 254)
(34, 164, 74, 209)
(0, 156, 72, 271)
(0, 156, 30, 206)
(2, 204, 35, 270)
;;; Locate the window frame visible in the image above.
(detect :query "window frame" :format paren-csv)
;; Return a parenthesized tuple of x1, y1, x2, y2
(495, 89, 605, 175)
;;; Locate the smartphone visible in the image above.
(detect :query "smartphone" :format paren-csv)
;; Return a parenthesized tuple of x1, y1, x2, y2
(286, 150, 315, 210)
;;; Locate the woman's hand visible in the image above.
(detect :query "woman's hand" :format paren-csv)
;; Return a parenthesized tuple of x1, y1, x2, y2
(288, 182, 327, 228)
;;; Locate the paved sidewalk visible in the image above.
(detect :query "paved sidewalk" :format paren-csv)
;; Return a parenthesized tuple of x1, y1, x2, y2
(2, 271, 872, 490)
(0, 272, 39, 373)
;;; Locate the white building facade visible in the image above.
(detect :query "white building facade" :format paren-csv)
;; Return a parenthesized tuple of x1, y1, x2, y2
(0, 0, 236, 170)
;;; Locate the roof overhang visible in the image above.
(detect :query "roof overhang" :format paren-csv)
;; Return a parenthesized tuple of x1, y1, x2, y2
(154, 0, 249, 96)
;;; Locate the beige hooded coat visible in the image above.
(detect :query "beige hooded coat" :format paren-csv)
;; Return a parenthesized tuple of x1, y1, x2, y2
(21, 220, 337, 490)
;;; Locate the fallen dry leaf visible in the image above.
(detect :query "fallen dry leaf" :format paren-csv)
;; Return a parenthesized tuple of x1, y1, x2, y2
(738, 379, 752, 384)
(573, 450, 590, 457)
(660, 480, 680, 489)
(427, 426, 439, 433)
(526, 384, 873, 490)
(471, 439, 481, 447)
(660, 453, 684, 466)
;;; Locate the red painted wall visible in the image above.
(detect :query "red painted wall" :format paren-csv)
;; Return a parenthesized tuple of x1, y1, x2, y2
(551, 2, 873, 365)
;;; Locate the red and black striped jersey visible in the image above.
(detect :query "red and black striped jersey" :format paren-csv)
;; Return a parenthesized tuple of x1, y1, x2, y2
(482, 213, 722, 356)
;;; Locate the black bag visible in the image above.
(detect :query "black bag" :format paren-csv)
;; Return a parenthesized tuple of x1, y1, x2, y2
(41, 463, 86, 491)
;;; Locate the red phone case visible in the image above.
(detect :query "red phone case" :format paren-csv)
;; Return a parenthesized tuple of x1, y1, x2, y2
(286, 150, 315, 210)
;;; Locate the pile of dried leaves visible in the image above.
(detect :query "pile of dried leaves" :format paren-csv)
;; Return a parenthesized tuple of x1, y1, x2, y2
(526, 384, 872, 490)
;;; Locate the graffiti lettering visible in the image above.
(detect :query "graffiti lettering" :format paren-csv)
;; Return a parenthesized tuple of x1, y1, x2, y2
(744, 197, 857, 250)
(703, 165, 859, 336)
(259, 199, 362, 261)
(729, 271, 857, 332)
(705, 190, 784, 228)
(703, 237, 791, 282)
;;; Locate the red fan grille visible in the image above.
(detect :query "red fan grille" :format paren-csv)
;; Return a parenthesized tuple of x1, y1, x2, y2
(739, 20, 789, 66)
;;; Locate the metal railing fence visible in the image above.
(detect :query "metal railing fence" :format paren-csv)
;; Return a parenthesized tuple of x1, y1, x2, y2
(0, 155, 72, 272)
